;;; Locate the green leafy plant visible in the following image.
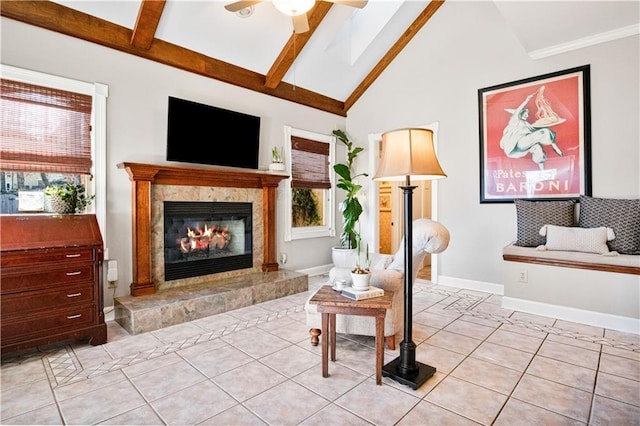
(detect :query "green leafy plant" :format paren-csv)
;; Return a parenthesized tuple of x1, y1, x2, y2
(271, 147, 283, 163)
(44, 182, 94, 214)
(292, 188, 321, 227)
(333, 129, 368, 249)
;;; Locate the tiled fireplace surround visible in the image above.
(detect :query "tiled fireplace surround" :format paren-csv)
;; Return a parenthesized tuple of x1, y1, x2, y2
(113, 163, 308, 335)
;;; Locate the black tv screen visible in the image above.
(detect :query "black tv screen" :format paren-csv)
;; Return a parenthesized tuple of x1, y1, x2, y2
(166, 96, 261, 169)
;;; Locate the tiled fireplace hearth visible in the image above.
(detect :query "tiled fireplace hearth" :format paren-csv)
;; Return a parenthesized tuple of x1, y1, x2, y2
(113, 162, 308, 334)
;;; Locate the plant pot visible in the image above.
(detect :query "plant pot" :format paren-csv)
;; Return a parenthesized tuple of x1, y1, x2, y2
(351, 271, 371, 290)
(269, 162, 285, 171)
(47, 194, 74, 214)
(331, 247, 356, 285)
(331, 247, 357, 269)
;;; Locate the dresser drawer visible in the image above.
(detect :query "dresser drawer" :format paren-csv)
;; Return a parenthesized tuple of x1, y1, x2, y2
(1, 305, 96, 341)
(1, 263, 95, 293)
(0, 247, 96, 268)
(1, 283, 94, 316)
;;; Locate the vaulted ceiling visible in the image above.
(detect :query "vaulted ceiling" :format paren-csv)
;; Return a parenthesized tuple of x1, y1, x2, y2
(2, 1, 638, 117)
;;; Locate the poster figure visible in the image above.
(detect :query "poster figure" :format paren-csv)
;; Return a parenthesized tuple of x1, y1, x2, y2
(499, 86, 565, 170)
(478, 65, 591, 203)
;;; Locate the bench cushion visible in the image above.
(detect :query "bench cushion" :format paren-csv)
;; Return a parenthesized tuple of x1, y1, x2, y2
(504, 243, 640, 271)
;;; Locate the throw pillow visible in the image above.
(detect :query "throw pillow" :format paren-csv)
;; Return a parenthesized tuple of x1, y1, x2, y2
(578, 195, 640, 255)
(538, 224, 615, 255)
(370, 254, 394, 270)
(514, 199, 576, 247)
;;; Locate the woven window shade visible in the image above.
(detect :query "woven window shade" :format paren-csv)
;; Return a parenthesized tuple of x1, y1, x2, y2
(291, 135, 331, 189)
(0, 79, 93, 174)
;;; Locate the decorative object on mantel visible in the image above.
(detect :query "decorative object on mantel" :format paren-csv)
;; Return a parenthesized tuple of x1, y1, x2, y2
(373, 127, 448, 390)
(44, 182, 94, 214)
(269, 147, 286, 171)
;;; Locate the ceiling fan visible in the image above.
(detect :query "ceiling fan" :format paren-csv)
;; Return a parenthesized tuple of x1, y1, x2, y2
(224, 0, 368, 34)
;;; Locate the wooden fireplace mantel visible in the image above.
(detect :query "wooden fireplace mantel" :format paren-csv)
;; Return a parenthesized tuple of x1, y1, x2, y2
(118, 162, 289, 296)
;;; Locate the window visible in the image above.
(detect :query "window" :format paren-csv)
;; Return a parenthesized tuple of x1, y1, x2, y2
(0, 65, 108, 240)
(283, 126, 335, 241)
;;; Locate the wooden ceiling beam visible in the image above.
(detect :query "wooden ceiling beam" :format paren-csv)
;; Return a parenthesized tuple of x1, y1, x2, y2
(344, 0, 446, 111)
(130, 0, 166, 50)
(264, 2, 333, 89)
(1, 0, 346, 116)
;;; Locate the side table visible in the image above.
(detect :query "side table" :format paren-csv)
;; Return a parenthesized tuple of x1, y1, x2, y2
(308, 285, 394, 385)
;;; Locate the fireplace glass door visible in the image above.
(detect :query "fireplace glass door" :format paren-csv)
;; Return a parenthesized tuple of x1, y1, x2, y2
(164, 201, 252, 281)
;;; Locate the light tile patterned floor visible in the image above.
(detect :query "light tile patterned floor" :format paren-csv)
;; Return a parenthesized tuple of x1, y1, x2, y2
(1, 276, 639, 425)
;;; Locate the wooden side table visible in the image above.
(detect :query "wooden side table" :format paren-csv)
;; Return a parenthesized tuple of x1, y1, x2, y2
(308, 285, 394, 385)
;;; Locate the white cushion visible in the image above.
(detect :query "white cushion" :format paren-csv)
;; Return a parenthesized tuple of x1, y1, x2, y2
(538, 224, 616, 255)
(370, 253, 394, 270)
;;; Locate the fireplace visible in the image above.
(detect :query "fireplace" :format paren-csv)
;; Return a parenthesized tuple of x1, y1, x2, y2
(118, 162, 288, 296)
(164, 201, 252, 281)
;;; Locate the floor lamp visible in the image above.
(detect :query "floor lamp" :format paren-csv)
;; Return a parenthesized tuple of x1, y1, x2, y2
(373, 128, 447, 389)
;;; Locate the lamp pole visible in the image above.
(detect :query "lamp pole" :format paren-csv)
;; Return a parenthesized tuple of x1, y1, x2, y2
(381, 176, 436, 389)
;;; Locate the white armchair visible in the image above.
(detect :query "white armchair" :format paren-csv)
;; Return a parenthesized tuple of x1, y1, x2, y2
(305, 219, 450, 350)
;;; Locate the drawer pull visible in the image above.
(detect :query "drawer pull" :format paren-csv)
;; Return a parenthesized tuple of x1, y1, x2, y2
(67, 292, 82, 298)
(67, 314, 82, 319)
(65, 253, 82, 258)
(66, 271, 82, 276)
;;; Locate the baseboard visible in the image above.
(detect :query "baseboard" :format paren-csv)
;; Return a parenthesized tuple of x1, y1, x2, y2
(104, 306, 115, 322)
(502, 296, 640, 335)
(436, 275, 504, 295)
(298, 264, 332, 278)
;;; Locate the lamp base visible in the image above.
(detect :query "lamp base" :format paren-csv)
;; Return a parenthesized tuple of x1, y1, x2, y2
(382, 357, 436, 390)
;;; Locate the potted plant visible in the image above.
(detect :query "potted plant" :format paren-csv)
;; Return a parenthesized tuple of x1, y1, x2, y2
(331, 129, 368, 279)
(44, 182, 94, 214)
(351, 243, 371, 290)
(269, 147, 285, 171)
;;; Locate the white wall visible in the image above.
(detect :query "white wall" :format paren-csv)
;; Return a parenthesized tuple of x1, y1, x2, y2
(2, 2, 639, 314)
(1, 18, 346, 307)
(347, 2, 639, 290)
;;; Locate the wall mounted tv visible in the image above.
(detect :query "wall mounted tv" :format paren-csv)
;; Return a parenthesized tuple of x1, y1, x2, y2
(166, 96, 261, 169)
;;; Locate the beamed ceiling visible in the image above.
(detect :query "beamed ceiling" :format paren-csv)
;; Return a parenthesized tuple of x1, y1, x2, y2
(1, 1, 638, 117)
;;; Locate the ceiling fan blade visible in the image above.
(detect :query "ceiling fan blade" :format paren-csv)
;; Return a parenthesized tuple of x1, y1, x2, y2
(326, 0, 368, 9)
(224, 0, 262, 13)
(292, 14, 310, 34)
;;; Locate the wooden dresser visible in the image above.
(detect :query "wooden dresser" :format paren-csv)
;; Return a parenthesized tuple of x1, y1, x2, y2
(1, 214, 107, 355)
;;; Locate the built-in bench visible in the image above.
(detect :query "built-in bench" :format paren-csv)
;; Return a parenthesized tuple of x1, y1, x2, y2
(501, 196, 639, 333)
(501, 244, 639, 334)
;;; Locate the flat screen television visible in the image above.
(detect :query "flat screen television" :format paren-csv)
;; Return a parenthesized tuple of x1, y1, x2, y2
(166, 96, 261, 169)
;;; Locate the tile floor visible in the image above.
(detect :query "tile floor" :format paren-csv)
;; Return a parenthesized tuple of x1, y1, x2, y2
(1, 276, 639, 425)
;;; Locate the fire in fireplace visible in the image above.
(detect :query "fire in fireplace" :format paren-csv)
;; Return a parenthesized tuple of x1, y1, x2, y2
(164, 201, 253, 281)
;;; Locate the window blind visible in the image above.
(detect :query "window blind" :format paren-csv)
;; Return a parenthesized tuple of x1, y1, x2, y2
(291, 135, 331, 189)
(0, 79, 93, 174)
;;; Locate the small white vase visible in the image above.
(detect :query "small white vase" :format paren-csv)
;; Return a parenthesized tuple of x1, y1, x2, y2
(351, 272, 371, 290)
(269, 162, 285, 171)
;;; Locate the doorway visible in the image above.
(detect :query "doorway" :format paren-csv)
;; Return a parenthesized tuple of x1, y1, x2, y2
(368, 123, 441, 282)
(378, 180, 432, 280)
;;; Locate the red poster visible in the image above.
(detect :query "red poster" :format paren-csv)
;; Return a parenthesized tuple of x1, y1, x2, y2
(479, 66, 591, 203)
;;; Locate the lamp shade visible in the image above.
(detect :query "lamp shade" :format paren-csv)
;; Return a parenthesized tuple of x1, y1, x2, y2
(272, 0, 314, 16)
(373, 128, 447, 182)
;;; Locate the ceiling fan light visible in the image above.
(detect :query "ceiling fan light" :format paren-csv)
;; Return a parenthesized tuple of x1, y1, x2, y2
(236, 6, 254, 18)
(272, 0, 314, 16)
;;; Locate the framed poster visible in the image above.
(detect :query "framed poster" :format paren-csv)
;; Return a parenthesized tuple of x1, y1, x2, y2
(478, 65, 591, 203)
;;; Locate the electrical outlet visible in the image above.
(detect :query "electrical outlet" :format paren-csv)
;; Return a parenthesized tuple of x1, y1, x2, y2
(518, 270, 528, 283)
(108, 280, 117, 288)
